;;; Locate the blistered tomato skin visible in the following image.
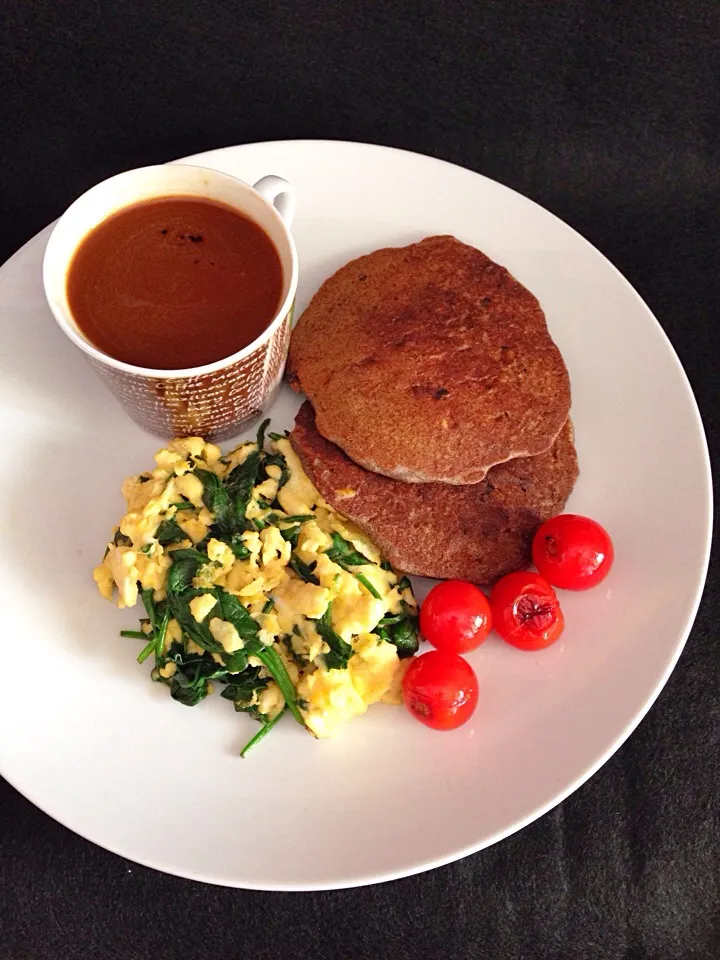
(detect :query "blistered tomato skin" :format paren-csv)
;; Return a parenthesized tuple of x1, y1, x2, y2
(532, 514, 614, 590)
(490, 571, 565, 651)
(402, 651, 479, 730)
(419, 580, 492, 654)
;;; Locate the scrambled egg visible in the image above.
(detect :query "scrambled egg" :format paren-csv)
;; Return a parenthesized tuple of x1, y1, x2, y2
(94, 428, 418, 743)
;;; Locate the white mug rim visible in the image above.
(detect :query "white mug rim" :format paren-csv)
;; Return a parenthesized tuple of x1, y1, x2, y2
(42, 164, 299, 380)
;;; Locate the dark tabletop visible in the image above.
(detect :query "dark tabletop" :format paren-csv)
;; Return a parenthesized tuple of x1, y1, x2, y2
(1, 2, 718, 958)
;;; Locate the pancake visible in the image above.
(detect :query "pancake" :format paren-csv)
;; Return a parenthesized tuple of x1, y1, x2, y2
(291, 401, 579, 584)
(287, 235, 571, 485)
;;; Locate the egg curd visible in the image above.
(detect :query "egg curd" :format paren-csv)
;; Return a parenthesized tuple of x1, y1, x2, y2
(94, 422, 419, 754)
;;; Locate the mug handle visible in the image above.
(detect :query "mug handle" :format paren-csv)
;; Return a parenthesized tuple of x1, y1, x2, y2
(252, 175, 295, 228)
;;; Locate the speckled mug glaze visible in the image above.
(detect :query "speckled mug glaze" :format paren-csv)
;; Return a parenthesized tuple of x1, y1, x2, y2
(43, 164, 298, 440)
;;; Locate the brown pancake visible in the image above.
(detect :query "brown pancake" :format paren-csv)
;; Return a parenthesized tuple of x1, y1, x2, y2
(288, 235, 571, 485)
(291, 401, 579, 584)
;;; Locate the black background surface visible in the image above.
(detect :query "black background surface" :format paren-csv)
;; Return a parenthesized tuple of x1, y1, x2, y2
(1, 2, 718, 958)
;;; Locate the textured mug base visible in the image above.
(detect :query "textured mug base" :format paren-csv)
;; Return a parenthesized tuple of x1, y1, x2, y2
(86, 306, 293, 442)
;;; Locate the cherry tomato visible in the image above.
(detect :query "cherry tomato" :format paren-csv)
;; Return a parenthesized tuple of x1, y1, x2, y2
(532, 514, 614, 590)
(490, 571, 564, 651)
(419, 580, 492, 654)
(402, 651, 478, 730)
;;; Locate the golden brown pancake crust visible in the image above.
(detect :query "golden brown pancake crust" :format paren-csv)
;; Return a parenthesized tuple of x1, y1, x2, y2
(288, 236, 571, 485)
(291, 401, 579, 584)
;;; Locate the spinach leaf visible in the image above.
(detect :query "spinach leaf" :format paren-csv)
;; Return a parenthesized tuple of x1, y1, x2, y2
(167, 558, 197, 595)
(247, 643, 305, 725)
(261, 452, 290, 489)
(217, 533, 251, 560)
(289, 555, 318, 583)
(136, 638, 156, 664)
(216, 589, 260, 644)
(353, 571, 382, 600)
(163, 640, 198, 666)
(280, 635, 306, 667)
(155, 517, 187, 545)
(153, 635, 227, 706)
(262, 598, 275, 614)
(325, 533, 381, 598)
(378, 614, 404, 627)
(228, 420, 268, 505)
(195, 468, 232, 532)
(141, 588, 160, 628)
(169, 675, 209, 706)
(153, 606, 171, 665)
(221, 647, 298, 731)
(326, 532, 372, 567)
(166, 548, 208, 595)
(220, 666, 268, 704)
(275, 514, 315, 524)
(226, 450, 261, 527)
(163, 642, 224, 676)
(222, 648, 249, 673)
(168, 663, 221, 706)
(315, 603, 353, 670)
(387, 615, 420, 658)
(289, 554, 320, 585)
(280, 525, 301, 549)
(382, 574, 420, 657)
(167, 589, 222, 654)
(240, 705, 286, 758)
(171, 500, 195, 511)
(375, 610, 419, 659)
(138, 590, 170, 665)
(113, 529, 132, 547)
(256, 417, 270, 450)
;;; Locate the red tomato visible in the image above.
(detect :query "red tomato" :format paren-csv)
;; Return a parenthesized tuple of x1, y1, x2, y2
(419, 580, 492, 654)
(490, 571, 564, 651)
(402, 651, 478, 730)
(532, 514, 614, 590)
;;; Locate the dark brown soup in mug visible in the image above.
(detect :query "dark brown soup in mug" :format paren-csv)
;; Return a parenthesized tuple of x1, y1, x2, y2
(66, 196, 283, 369)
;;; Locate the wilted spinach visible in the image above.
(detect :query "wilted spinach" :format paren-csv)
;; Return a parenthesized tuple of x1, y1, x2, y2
(240, 706, 287, 758)
(316, 602, 353, 670)
(385, 614, 419, 658)
(195, 468, 232, 533)
(325, 533, 382, 599)
(226, 451, 261, 528)
(112, 529, 132, 547)
(289, 555, 320, 585)
(155, 517, 187, 545)
(220, 666, 269, 705)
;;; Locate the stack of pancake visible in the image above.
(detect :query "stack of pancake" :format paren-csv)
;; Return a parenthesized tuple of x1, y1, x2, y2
(287, 236, 578, 583)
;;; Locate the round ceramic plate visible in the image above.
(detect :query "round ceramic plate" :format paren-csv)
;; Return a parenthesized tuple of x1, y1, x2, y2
(0, 141, 711, 890)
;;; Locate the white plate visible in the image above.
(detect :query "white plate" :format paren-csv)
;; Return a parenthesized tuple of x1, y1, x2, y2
(0, 141, 711, 891)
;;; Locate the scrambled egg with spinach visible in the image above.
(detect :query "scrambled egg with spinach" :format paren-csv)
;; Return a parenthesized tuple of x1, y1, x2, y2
(94, 421, 419, 754)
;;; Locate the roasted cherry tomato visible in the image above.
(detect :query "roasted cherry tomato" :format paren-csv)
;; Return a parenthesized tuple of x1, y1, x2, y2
(490, 571, 564, 651)
(419, 580, 492, 654)
(402, 651, 479, 730)
(532, 514, 614, 590)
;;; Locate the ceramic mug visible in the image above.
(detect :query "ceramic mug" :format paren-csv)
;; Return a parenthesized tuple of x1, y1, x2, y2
(43, 164, 298, 441)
